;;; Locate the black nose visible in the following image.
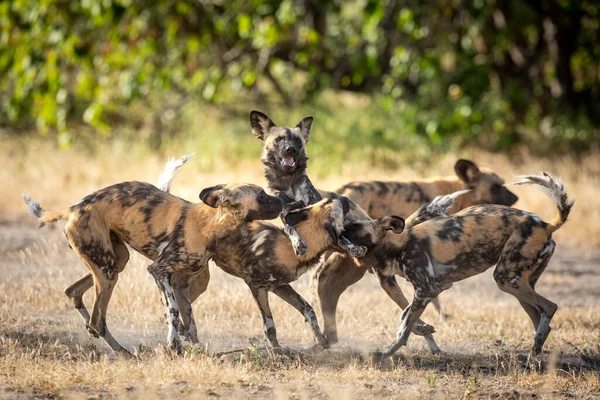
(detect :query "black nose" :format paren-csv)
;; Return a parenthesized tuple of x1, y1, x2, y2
(285, 146, 297, 155)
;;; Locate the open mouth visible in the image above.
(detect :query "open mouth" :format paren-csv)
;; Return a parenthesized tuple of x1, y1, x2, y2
(280, 156, 296, 168)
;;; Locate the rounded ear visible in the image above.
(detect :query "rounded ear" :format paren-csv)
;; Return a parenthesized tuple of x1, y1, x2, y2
(250, 111, 276, 141)
(295, 116, 313, 142)
(199, 184, 229, 208)
(379, 215, 405, 234)
(454, 159, 481, 184)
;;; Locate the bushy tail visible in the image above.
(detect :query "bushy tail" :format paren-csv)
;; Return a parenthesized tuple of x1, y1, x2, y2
(22, 194, 69, 227)
(513, 172, 574, 233)
(405, 190, 471, 228)
(156, 153, 195, 193)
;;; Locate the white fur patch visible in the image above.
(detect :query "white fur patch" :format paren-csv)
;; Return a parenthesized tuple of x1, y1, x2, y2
(264, 317, 275, 330)
(252, 231, 270, 253)
(425, 253, 435, 278)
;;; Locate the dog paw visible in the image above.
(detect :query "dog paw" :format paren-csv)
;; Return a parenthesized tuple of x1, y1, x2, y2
(413, 322, 436, 336)
(168, 340, 183, 356)
(348, 245, 367, 258)
(293, 240, 307, 256)
(85, 324, 100, 339)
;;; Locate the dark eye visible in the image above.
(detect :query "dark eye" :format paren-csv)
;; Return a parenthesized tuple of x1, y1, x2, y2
(295, 137, 302, 143)
(275, 136, 283, 143)
(258, 192, 265, 200)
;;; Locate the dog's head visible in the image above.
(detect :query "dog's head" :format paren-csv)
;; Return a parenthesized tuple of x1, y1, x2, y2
(200, 183, 282, 221)
(454, 159, 518, 207)
(342, 216, 405, 251)
(250, 110, 312, 174)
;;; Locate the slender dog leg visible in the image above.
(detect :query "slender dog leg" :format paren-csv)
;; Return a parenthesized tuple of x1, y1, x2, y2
(377, 292, 434, 359)
(64, 273, 93, 323)
(172, 273, 198, 343)
(493, 238, 558, 355)
(283, 223, 307, 256)
(336, 235, 367, 258)
(374, 271, 440, 354)
(249, 286, 279, 347)
(272, 284, 329, 349)
(148, 262, 183, 354)
(317, 253, 368, 344)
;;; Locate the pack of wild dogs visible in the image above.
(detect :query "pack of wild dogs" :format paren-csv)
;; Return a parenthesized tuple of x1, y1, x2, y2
(22, 111, 574, 360)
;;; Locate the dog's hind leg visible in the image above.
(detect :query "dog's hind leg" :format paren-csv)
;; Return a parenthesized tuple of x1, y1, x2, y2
(66, 224, 132, 357)
(373, 271, 440, 354)
(172, 272, 200, 344)
(493, 236, 558, 355)
(272, 284, 329, 349)
(317, 253, 368, 344)
(249, 286, 279, 347)
(64, 273, 93, 323)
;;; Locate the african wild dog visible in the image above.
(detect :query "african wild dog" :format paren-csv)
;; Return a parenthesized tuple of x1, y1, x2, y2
(23, 177, 282, 355)
(315, 159, 519, 348)
(251, 111, 443, 353)
(181, 196, 404, 349)
(343, 173, 572, 359)
(250, 111, 366, 259)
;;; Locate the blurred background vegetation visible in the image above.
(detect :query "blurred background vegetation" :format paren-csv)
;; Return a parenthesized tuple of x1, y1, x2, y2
(1, 0, 599, 171)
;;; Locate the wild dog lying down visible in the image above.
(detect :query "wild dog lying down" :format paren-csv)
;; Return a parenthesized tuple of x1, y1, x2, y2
(250, 111, 366, 259)
(315, 159, 519, 347)
(343, 173, 572, 359)
(186, 196, 404, 349)
(23, 178, 282, 355)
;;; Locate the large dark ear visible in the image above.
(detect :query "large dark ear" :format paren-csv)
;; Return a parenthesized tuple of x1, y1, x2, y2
(379, 215, 405, 234)
(454, 159, 481, 184)
(199, 184, 230, 208)
(285, 209, 309, 226)
(295, 116, 313, 142)
(250, 111, 276, 141)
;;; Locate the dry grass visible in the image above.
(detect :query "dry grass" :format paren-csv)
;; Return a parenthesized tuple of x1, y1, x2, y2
(1, 137, 600, 398)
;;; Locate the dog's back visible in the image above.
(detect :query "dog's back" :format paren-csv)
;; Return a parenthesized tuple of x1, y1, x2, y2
(336, 159, 519, 219)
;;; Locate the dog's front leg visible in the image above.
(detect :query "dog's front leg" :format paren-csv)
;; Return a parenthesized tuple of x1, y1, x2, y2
(148, 262, 183, 354)
(375, 290, 434, 359)
(336, 235, 367, 258)
(373, 271, 440, 354)
(272, 284, 329, 349)
(249, 286, 279, 347)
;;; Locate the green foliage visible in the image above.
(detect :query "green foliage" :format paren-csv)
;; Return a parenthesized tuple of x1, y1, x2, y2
(1, 0, 599, 154)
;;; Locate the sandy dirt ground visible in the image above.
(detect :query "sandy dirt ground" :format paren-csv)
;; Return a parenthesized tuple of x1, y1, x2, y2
(1, 216, 599, 399)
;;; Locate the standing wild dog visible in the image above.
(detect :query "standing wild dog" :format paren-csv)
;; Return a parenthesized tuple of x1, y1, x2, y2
(250, 111, 366, 259)
(182, 196, 405, 349)
(343, 173, 572, 359)
(23, 179, 282, 355)
(251, 111, 442, 353)
(316, 159, 519, 347)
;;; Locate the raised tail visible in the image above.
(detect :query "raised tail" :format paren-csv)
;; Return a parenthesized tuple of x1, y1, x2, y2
(156, 153, 195, 193)
(513, 172, 574, 233)
(405, 190, 471, 228)
(22, 194, 69, 227)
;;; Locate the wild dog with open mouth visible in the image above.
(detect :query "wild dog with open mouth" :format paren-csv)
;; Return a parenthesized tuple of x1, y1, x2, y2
(250, 110, 366, 259)
(315, 159, 519, 347)
(343, 173, 572, 359)
(184, 196, 404, 349)
(22, 175, 282, 355)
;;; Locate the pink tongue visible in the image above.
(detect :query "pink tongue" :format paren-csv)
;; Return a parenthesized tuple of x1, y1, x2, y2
(282, 157, 294, 166)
